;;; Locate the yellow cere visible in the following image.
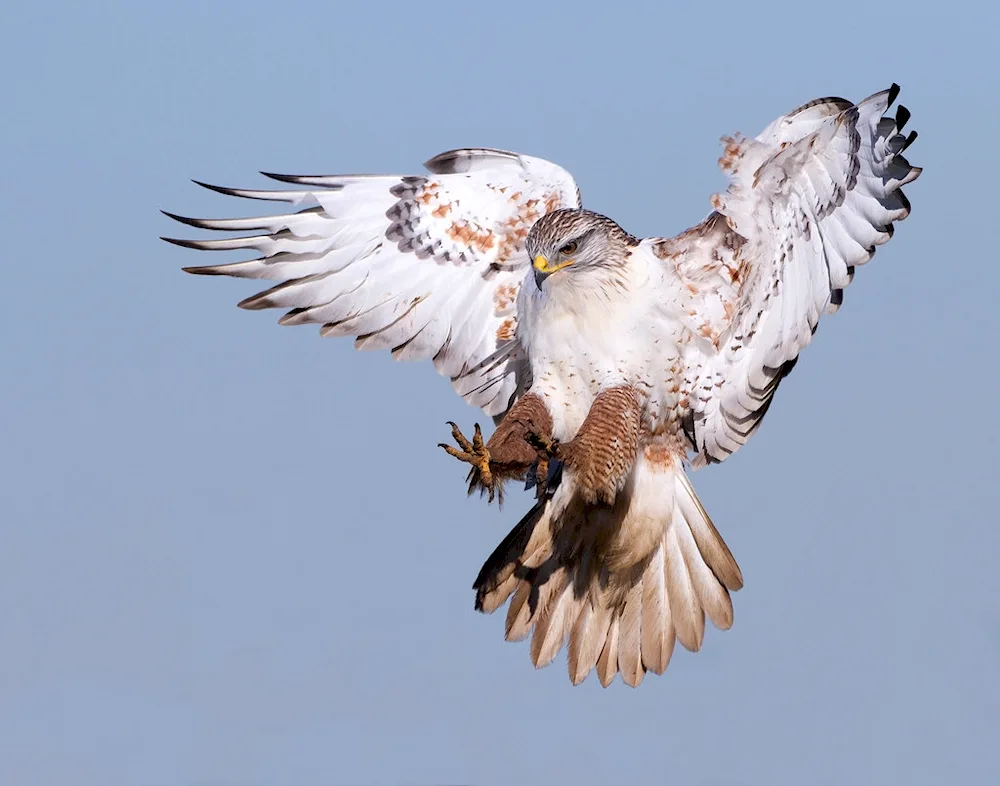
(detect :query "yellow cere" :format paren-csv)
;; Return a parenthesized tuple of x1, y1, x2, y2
(533, 254, 575, 274)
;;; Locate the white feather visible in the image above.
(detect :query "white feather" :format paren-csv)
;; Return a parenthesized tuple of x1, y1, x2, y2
(166, 149, 580, 417)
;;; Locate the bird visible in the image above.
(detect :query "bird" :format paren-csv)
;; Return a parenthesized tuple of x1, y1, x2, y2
(163, 84, 921, 687)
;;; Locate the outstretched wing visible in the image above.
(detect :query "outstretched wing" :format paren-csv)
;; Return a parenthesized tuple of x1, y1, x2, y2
(163, 148, 580, 417)
(656, 85, 921, 466)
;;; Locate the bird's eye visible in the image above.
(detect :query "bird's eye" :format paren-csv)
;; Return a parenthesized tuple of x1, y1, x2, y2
(559, 240, 578, 255)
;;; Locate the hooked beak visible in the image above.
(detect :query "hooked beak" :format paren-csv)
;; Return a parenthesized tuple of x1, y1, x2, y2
(532, 254, 574, 287)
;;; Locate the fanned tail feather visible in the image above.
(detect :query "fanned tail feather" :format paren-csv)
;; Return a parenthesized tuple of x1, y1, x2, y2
(474, 456, 742, 687)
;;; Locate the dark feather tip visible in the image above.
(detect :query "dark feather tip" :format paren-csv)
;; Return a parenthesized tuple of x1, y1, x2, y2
(182, 265, 223, 276)
(161, 236, 203, 249)
(161, 210, 207, 228)
(259, 171, 300, 183)
(895, 105, 911, 131)
(237, 294, 271, 310)
(192, 179, 240, 196)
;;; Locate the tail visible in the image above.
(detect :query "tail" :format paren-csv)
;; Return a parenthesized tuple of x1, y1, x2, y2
(473, 454, 743, 687)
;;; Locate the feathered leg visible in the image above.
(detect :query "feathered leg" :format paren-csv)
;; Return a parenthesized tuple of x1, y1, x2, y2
(530, 386, 642, 506)
(439, 393, 554, 503)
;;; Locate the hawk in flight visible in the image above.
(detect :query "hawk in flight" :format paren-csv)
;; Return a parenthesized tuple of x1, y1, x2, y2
(164, 85, 920, 687)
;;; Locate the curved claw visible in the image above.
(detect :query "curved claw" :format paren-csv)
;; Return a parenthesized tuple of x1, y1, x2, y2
(446, 420, 474, 453)
(525, 430, 559, 458)
(440, 421, 494, 500)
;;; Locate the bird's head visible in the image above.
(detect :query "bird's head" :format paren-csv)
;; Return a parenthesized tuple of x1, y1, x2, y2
(526, 208, 637, 290)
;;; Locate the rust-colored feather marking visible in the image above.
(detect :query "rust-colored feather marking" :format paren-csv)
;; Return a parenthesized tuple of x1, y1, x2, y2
(717, 135, 747, 174)
(445, 220, 496, 253)
(492, 282, 519, 316)
(495, 317, 515, 343)
(490, 188, 565, 265)
(559, 386, 642, 505)
(486, 393, 553, 474)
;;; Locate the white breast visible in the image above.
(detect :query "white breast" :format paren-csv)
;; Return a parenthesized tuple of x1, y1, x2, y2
(516, 250, 687, 442)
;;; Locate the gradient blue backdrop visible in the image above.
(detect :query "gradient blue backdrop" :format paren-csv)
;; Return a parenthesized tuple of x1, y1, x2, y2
(3, 1, 997, 784)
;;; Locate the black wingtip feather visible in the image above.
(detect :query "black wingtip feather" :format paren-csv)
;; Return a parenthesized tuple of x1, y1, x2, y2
(192, 179, 238, 196)
(895, 105, 911, 131)
(182, 265, 223, 276)
(887, 83, 901, 107)
(161, 210, 210, 229)
(237, 294, 271, 311)
(259, 171, 300, 183)
(161, 236, 206, 249)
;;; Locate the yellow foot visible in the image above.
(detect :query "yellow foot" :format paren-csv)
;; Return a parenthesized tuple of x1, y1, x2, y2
(438, 421, 496, 500)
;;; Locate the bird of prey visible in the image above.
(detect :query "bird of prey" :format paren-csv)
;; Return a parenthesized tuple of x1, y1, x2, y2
(163, 84, 920, 687)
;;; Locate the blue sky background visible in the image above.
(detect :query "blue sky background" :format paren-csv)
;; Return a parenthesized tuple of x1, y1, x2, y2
(2, 1, 997, 784)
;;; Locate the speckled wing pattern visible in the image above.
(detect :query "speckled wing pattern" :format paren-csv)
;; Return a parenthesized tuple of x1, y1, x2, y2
(657, 85, 921, 466)
(163, 148, 580, 417)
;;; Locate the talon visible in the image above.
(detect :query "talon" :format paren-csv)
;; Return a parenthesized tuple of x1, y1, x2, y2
(439, 443, 472, 462)
(447, 420, 474, 453)
(534, 456, 550, 500)
(441, 420, 494, 498)
(526, 430, 557, 457)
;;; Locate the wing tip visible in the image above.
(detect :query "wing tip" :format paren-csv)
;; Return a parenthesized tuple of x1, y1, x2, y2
(259, 171, 306, 184)
(161, 210, 212, 229)
(192, 179, 234, 196)
(182, 264, 225, 276)
(895, 104, 911, 131)
(236, 292, 272, 311)
(279, 308, 310, 326)
(259, 170, 294, 182)
(423, 147, 520, 174)
(903, 166, 923, 189)
(161, 235, 203, 250)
